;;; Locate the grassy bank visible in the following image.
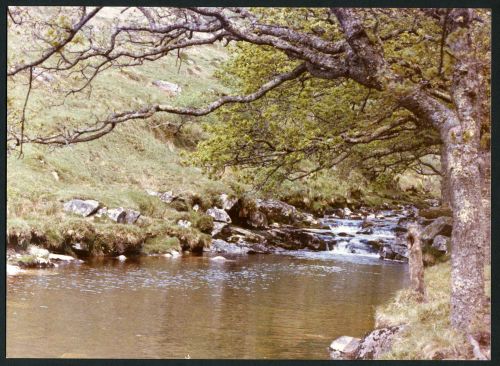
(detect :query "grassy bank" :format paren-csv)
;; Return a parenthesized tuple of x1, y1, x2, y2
(375, 262, 491, 360)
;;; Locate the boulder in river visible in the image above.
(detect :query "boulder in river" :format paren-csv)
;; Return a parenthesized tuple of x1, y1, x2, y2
(211, 239, 250, 255)
(63, 199, 100, 217)
(7, 264, 24, 276)
(329, 336, 361, 359)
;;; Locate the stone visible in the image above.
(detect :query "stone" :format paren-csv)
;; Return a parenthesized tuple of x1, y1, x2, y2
(51, 171, 60, 181)
(117, 255, 127, 261)
(152, 80, 182, 94)
(106, 208, 141, 224)
(193, 204, 200, 212)
(177, 220, 192, 228)
(421, 217, 453, 243)
(220, 193, 237, 211)
(170, 250, 181, 258)
(124, 209, 141, 224)
(63, 199, 100, 217)
(211, 239, 250, 255)
(432, 235, 450, 252)
(211, 222, 227, 237)
(159, 191, 176, 203)
(7, 264, 24, 276)
(28, 245, 49, 259)
(248, 210, 268, 228)
(255, 199, 301, 224)
(49, 253, 77, 262)
(329, 336, 361, 358)
(210, 256, 227, 261)
(361, 220, 375, 229)
(355, 325, 406, 360)
(206, 207, 232, 223)
(106, 208, 127, 223)
(94, 207, 108, 218)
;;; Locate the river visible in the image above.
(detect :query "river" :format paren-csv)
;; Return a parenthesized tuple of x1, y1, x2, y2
(7, 246, 408, 359)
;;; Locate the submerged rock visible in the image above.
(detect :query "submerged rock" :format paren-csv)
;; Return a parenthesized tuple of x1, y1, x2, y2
(210, 255, 228, 261)
(63, 199, 100, 217)
(49, 253, 80, 262)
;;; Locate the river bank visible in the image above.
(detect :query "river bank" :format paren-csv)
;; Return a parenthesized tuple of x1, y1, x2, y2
(7, 193, 464, 359)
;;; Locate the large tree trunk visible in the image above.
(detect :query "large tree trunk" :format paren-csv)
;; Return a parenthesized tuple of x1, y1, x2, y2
(440, 145, 451, 208)
(445, 130, 485, 332)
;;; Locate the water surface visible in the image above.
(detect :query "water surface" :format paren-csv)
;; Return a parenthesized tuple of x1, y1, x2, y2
(7, 253, 407, 359)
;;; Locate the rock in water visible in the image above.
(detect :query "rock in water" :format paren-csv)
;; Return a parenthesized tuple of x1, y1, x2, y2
(117, 255, 127, 261)
(354, 325, 406, 360)
(210, 256, 227, 261)
(63, 199, 100, 217)
(7, 264, 24, 276)
(206, 207, 232, 223)
(48, 253, 78, 262)
(329, 336, 361, 359)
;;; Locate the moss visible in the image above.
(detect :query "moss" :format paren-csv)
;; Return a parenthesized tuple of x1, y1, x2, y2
(142, 236, 181, 254)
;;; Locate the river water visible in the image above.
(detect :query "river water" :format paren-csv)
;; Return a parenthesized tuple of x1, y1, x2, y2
(7, 245, 408, 359)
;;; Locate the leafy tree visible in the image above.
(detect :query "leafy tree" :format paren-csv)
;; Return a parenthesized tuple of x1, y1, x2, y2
(7, 7, 491, 334)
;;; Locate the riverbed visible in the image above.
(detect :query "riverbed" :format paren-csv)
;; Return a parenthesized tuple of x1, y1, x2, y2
(7, 250, 408, 359)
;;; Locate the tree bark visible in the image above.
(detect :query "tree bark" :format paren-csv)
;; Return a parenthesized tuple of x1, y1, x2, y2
(407, 223, 426, 302)
(440, 145, 451, 208)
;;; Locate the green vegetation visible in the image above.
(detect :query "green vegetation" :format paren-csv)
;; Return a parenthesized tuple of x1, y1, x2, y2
(375, 262, 491, 360)
(142, 236, 180, 255)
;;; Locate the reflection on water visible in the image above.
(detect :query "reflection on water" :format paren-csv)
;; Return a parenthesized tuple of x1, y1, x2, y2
(7, 254, 408, 359)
